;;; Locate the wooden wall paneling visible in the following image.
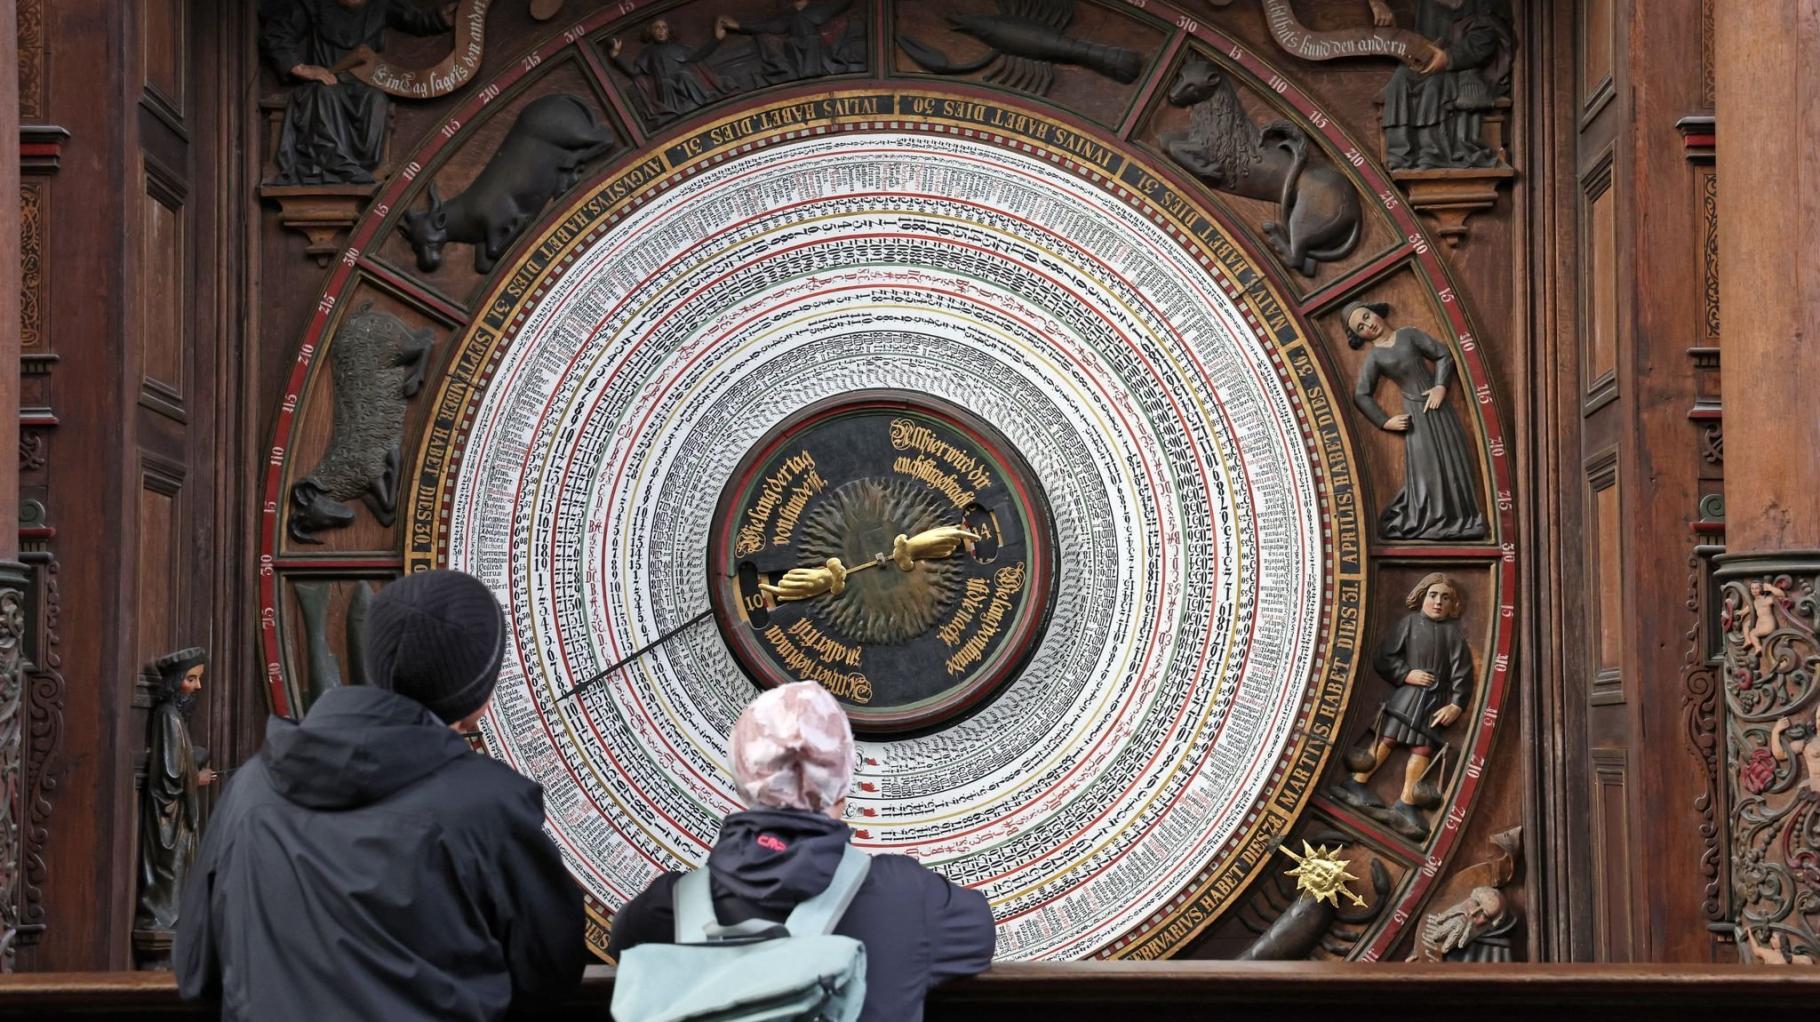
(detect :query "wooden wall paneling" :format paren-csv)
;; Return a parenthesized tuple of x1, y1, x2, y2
(29, 0, 137, 971)
(1585, 450, 1622, 702)
(133, 459, 185, 693)
(1581, 155, 1617, 407)
(188, 0, 266, 855)
(1579, 0, 1615, 122)
(139, 0, 184, 133)
(1523, 0, 1591, 962)
(1589, 746, 1635, 960)
(1625, 1, 1726, 962)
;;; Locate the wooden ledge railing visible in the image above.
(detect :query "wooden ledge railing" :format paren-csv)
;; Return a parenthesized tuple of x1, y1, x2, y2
(0, 962, 1817, 1019)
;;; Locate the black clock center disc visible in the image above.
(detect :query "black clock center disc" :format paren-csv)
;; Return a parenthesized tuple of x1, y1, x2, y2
(709, 390, 1057, 733)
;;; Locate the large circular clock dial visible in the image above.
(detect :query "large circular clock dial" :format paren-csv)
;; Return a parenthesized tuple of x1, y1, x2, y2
(710, 391, 1057, 733)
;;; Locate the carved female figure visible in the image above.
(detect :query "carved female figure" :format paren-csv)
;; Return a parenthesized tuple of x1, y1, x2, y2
(1331, 573, 1473, 840)
(136, 648, 217, 936)
(1345, 301, 1487, 541)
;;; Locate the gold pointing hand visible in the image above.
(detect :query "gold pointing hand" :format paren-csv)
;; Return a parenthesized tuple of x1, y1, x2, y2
(892, 526, 981, 571)
(759, 558, 849, 601)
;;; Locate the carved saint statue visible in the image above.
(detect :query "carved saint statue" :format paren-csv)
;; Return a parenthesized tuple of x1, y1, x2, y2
(1345, 301, 1487, 541)
(1370, 0, 1515, 169)
(136, 648, 217, 939)
(610, 17, 735, 121)
(259, 0, 456, 184)
(1331, 573, 1473, 840)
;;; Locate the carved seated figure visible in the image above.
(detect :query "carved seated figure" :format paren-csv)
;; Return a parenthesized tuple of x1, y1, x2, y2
(259, 0, 454, 185)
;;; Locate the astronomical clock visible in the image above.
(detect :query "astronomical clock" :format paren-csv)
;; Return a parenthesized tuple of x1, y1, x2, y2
(259, 0, 1518, 963)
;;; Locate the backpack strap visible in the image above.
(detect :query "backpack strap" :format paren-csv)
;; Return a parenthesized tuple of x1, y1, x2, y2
(782, 845, 871, 937)
(672, 845, 872, 943)
(672, 869, 720, 944)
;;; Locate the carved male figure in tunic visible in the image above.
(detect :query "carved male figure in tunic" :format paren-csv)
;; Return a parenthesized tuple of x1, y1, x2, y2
(1331, 573, 1473, 840)
(259, 0, 456, 184)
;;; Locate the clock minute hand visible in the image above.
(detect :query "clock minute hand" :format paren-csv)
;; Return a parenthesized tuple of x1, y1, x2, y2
(555, 606, 715, 702)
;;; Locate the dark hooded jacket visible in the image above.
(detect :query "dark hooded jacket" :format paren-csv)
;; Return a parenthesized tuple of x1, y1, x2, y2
(175, 685, 587, 1021)
(609, 809, 994, 1022)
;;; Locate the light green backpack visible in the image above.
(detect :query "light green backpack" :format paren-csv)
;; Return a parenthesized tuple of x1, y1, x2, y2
(611, 846, 871, 1022)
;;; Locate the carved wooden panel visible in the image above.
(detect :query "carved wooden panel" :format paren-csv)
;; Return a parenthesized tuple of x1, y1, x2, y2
(140, 0, 185, 127)
(1583, 160, 1617, 405)
(1580, 0, 1615, 117)
(1587, 451, 1622, 693)
(135, 468, 182, 675)
(1589, 747, 1635, 960)
(139, 164, 186, 418)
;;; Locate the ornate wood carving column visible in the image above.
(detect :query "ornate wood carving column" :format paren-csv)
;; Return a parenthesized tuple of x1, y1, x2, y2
(0, 0, 31, 972)
(1715, 1, 1820, 965)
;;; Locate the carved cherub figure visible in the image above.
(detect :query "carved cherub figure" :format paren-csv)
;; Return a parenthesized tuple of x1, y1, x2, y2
(1742, 579, 1788, 676)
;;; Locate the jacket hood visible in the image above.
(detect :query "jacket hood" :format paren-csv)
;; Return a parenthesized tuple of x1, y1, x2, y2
(707, 809, 853, 921)
(262, 685, 473, 810)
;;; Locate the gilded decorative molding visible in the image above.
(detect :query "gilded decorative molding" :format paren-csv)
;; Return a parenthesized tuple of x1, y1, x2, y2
(1721, 555, 1820, 964)
(1702, 170, 1719, 342)
(18, 185, 42, 352)
(17, 0, 45, 121)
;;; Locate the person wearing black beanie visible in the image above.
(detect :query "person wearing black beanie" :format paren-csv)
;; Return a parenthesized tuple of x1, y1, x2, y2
(364, 568, 509, 725)
(177, 570, 586, 1021)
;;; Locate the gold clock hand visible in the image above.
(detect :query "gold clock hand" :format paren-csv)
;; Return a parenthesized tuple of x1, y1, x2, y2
(759, 557, 851, 601)
(891, 526, 981, 571)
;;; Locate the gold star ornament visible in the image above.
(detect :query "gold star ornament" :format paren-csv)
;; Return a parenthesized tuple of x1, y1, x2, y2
(1281, 840, 1368, 908)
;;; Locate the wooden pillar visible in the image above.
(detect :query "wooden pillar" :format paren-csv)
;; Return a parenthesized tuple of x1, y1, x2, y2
(1715, 1, 1820, 965)
(0, 0, 31, 973)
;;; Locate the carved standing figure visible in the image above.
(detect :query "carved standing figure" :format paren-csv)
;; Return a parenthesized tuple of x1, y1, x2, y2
(288, 305, 435, 543)
(610, 17, 734, 121)
(725, 0, 864, 83)
(399, 94, 616, 274)
(136, 649, 216, 942)
(1344, 301, 1486, 540)
(1370, 0, 1515, 169)
(1331, 572, 1473, 840)
(259, 0, 456, 184)
(1164, 54, 1361, 276)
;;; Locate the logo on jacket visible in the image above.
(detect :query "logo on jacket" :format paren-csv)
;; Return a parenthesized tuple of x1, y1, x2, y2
(756, 833, 788, 853)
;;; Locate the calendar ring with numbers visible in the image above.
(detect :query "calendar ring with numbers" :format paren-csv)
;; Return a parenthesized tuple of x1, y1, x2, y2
(709, 390, 1059, 734)
(401, 92, 1369, 961)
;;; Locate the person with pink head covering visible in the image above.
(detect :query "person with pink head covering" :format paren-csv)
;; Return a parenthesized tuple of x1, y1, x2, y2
(609, 683, 995, 1022)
